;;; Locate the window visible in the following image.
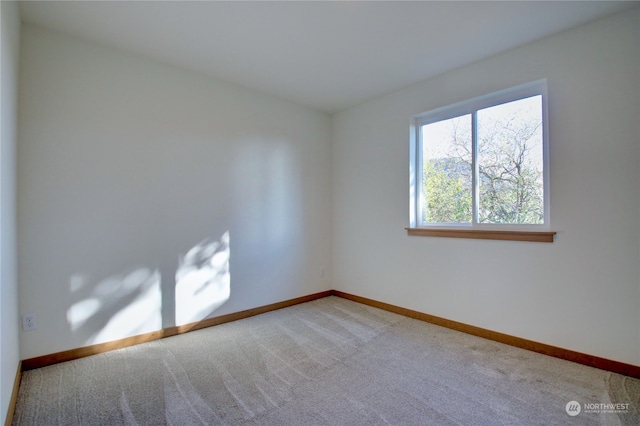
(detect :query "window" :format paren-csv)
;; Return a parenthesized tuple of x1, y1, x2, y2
(408, 80, 554, 242)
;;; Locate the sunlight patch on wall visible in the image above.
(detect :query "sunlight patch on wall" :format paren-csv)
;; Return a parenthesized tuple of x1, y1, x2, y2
(67, 297, 101, 331)
(67, 268, 162, 345)
(175, 231, 230, 326)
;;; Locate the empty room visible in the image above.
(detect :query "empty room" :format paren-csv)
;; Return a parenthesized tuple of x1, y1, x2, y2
(1, 1, 639, 425)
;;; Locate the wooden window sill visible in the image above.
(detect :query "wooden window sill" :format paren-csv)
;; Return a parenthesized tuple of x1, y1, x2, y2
(405, 227, 556, 243)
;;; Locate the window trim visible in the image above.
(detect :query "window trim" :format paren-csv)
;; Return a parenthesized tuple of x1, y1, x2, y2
(405, 227, 556, 243)
(409, 80, 553, 241)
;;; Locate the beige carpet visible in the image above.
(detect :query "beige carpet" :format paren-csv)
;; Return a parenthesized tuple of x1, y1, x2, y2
(12, 296, 640, 425)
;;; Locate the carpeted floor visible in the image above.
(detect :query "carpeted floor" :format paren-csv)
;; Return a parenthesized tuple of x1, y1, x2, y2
(12, 296, 640, 425)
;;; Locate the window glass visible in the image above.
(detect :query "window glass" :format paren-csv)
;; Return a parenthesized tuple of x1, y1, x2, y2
(477, 96, 543, 224)
(412, 80, 548, 230)
(422, 115, 472, 224)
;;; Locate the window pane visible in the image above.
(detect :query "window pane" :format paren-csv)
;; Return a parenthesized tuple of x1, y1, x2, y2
(422, 115, 472, 224)
(477, 96, 543, 224)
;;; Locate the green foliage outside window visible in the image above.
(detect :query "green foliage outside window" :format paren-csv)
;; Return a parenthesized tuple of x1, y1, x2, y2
(423, 95, 543, 225)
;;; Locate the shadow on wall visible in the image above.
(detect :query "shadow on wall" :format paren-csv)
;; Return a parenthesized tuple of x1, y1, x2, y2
(66, 232, 230, 346)
(67, 268, 162, 344)
(175, 231, 230, 327)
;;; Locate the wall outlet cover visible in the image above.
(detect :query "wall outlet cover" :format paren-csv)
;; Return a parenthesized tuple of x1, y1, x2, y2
(22, 312, 38, 331)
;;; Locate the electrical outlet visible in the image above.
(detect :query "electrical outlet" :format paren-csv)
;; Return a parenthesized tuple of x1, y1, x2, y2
(320, 267, 326, 278)
(22, 313, 37, 331)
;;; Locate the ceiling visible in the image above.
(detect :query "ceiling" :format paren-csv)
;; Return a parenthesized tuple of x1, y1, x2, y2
(18, 1, 638, 113)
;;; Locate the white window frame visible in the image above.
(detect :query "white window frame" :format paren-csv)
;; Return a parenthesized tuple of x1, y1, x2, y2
(409, 80, 550, 231)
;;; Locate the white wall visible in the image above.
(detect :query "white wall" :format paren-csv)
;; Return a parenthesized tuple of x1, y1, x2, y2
(332, 10, 640, 365)
(18, 25, 332, 359)
(1, 1, 21, 421)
